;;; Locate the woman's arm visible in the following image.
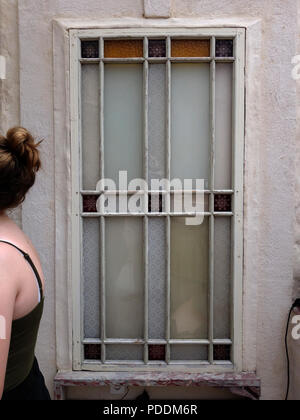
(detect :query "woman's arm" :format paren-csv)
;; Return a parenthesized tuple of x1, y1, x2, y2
(0, 258, 17, 399)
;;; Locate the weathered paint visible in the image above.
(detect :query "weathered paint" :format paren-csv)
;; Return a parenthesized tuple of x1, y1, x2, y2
(54, 371, 260, 400)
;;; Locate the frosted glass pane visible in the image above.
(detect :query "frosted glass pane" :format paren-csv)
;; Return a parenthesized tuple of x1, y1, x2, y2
(81, 64, 100, 190)
(215, 64, 233, 189)
(148, 64, 166, 184)
(148, 218, 166, 339)
(171, 345, 208, 361)
(106, 345, 143, 361)
(83, 218, 100, 339)
(170, 217, 209, 339)
(104, 64, 143, 184)
(171, 64, 210, 187)
(106, 217, 144, 338)
(214, 217, 231, 338)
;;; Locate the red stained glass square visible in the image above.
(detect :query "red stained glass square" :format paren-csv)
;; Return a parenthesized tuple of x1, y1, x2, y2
(83, 195, 99, 212)
(84, 344, 101, 360)
(216, 40, 233, 57)
(214, 194, 231, 212)
(81, 40, 99, 58)
(149, 345, 166, 361)
(148, 39, 166, 57)
(213, 345, 231, 361)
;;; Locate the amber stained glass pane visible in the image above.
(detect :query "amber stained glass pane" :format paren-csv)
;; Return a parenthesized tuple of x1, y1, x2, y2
(84, 344, 101, 360)
(214, 194, 231, 212)
(148, 39, 166, 57)
(171, 39, 210, 57)
(104, 40, 143, 58)
(149, 345, 166, 361)
(213, 345, 231, 361)
(81, 40, 99, 58)
(216, 40, 234, 57)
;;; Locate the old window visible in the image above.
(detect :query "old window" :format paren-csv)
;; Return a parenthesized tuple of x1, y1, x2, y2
(70, 28, 245, 372)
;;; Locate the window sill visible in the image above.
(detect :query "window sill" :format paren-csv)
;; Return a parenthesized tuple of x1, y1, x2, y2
(54, 371, 260, 400)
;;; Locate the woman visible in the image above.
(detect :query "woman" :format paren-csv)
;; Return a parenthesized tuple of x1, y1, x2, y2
(0, 127, 50, 400)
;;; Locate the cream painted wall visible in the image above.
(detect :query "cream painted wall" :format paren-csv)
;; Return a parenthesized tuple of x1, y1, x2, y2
(0, 0, 21, 226)
(0, 0, 299, 400)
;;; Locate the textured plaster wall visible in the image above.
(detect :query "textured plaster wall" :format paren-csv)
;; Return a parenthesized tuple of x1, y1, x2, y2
(0, 0, 298, 400)
(290, 0, 300, 401)
(0, 0, 21, 226)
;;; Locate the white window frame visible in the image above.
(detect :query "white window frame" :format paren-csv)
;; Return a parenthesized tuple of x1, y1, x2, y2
(70, 27, 245, 373)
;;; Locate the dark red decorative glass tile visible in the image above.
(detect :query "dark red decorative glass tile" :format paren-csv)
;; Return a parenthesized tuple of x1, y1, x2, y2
(149, 345, 166, 361)
(81, 40, 99, 58)
(148, 39, 166, 57)
(84, 344, 101, 360)
(216, 40, 234, 57)
(213, 345, 231, 361)
(214, 194, 232, 212)
(148, 193, 163, 213)
(83, 195, 99, 212)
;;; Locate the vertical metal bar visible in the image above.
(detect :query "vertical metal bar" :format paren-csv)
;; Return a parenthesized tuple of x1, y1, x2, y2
(166, 36, 171, 364)
(100, 216, 106, 363)
(209, 36, 216, 364)
(144, 216, 149, 363)
(77, 35, 85, 369)
(99, 37, 106, 364)
(99, 37, 104, 181)
(143, 36, 149, 364)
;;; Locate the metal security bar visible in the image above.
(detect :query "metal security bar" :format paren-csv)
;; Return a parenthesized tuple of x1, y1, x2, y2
(70, 27, 245, 373)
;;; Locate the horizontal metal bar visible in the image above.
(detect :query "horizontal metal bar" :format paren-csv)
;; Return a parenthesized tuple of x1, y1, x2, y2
(213, 212, 233, 217)
(212, 339, 232, 345)
(82, 338, 102, 344)
(80, 58, 101, 64)
(81, 212, 214, 217)
(80, 189, 234, 195)
(169, 339, 210, 345)
(79, 57, 235, 64)
(170, 57, 212, 62)
(167, 361, 211, 365)
(102, 58, 145, 63)
(214, 57, 235, 62)
(81, 212, 233, 217)
(103, 339, 145, 344)
(82, 338, 217, 345)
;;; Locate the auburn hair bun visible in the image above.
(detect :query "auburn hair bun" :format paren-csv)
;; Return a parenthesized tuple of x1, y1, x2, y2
(0, 127, 42, 211)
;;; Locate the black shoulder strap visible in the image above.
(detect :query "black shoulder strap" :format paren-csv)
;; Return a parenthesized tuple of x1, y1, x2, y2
(0, 240, 44, 299)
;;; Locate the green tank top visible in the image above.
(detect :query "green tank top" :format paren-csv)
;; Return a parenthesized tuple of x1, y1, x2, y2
(0, 240, 44, 393)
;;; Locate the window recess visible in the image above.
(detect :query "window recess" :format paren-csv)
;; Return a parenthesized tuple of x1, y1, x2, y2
(70, 28, 245, 372)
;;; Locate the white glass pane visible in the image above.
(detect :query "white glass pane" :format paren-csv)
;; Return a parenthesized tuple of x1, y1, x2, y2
(106, 345, 143, 361)
(81, 64, 100, 190)
(148, 218, 166, 339)
(104, 64, 143, 184)
(214, 217, 231, 338)
(106, 217, 144, 338)
(83, 218, 100, 339)
(171, 345, 208, 361)
(170, 217, 209, 339)
(171, 64, 210, 187)
(148, 64, 166, 184)
(215, 63, 233, 189)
